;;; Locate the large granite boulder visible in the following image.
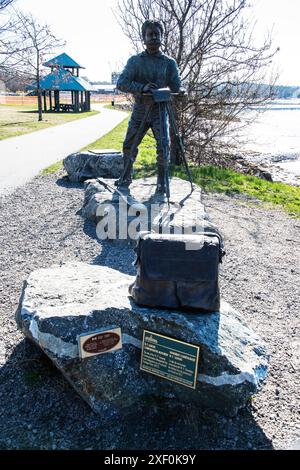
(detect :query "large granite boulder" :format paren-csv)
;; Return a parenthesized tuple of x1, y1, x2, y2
(82, 177, 217, 244)
(16, 263, 269, 418)
(63, 149, 123, 182)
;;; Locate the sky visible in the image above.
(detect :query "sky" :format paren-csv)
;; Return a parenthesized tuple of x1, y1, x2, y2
(9, 0, 300, 85)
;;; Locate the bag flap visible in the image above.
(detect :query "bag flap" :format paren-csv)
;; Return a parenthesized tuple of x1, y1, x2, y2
(139, 235, 220, 282)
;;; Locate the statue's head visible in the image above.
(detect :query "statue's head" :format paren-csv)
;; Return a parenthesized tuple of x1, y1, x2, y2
(142, 20, 163, 54)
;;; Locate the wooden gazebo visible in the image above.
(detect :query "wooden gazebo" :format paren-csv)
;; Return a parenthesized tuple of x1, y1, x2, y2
(39, 53, 93, 112)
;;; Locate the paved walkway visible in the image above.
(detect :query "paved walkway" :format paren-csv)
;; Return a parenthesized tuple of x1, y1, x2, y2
(0, 104, 127, 196)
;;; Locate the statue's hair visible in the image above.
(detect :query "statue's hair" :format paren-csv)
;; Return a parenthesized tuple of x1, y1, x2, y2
(141, 20, 164, 40)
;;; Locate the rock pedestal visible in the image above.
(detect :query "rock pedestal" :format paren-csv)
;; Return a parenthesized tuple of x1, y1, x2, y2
(16, 263, 269, 418)
(82, 177, 217, 244)
(63, 149, 123, 182)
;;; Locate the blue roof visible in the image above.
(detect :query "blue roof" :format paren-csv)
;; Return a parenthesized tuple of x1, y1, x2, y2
(43, 53, 84, 69)
(38, 69, 93, 91)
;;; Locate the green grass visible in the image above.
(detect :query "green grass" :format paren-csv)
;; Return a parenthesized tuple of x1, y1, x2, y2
(103, 104, 117, 110)
(174, 165, 300, 217)
(83, 115, 130, 152)
(86, 117, 300, 217)
(83, 115, 157, 175)
(0, 104, 99, 140)
(48, 115, 300, 217)
(42, 160, 64, 175)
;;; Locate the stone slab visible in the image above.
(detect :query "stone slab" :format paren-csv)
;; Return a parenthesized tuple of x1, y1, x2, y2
(82, 177, 217, 244)
(16, 263, 269, 418)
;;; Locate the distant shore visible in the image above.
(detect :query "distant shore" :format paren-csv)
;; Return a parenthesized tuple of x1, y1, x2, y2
(237, 150, 300, 187)
(238, 98, 300, 185)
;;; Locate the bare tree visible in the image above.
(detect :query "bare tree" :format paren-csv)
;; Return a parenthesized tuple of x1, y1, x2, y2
(0, 0, 18, 71)
(0, 0, 14, 10)
(6, 9, 65, 121)
(116, 0, 278, 165)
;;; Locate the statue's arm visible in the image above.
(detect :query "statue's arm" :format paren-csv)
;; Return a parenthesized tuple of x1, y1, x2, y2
(168, 59, 186, 95)
(116, 57, 144, 94)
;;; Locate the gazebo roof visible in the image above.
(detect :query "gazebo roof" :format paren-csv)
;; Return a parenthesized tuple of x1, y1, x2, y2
(43, 53, 84, 69)
(39, 69, 93, 91)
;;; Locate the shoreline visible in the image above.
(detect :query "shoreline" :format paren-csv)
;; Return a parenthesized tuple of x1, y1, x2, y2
(232, 150, 300, 187)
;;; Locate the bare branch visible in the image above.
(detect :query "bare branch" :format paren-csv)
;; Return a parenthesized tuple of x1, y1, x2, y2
(116, 0, 278, 162)
(1, 8, 65, 121)
(0, 0, 14, 10)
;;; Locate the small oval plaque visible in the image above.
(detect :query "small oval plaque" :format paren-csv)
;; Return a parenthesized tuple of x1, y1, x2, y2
(83, 332, 120, 354)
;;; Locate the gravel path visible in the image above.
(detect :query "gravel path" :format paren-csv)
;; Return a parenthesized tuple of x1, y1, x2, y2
(0, 170, 299, 450)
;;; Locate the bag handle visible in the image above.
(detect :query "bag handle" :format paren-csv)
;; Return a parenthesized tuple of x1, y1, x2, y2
(135, 231, 226, 263)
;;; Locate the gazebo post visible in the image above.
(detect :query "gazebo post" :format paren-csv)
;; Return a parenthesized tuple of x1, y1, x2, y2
(54, 90, 60, 111)
(85, 91, 90, 111)
(43, 91, 47, 112)
(80, 91, 83, 111)
(74, 91, 79, 112)
(49, 91, 52, 111)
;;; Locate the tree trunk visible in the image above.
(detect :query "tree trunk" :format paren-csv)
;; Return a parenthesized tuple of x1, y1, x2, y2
(36, 56, 42, 121)
(37, 88, 43, 121)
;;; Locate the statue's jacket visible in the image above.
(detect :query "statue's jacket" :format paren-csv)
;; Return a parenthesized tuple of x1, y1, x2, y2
(116, 50, 182, 98)
(116, 50, 183, 159)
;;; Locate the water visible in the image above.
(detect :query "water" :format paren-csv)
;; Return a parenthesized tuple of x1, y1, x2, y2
(238, 99, 300, 184)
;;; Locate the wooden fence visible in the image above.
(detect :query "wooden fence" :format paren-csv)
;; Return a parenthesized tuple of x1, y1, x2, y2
(0, 95, 39, 106)
(90, 93, 126, 103)
(0, 93, 126, 106)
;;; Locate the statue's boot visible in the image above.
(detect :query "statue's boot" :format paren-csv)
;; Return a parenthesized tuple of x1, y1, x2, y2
(114, 153, 133, 188)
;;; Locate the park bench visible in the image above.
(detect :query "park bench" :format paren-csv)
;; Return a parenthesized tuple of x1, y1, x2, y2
(58, 103, 75, 112)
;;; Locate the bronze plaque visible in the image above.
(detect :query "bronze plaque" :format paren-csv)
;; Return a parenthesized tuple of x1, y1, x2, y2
(140, 330, 200, 389)
(78, 327, 122, 359)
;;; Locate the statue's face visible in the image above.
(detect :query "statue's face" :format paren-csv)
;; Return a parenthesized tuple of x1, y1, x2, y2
(144, 26, 162, 54)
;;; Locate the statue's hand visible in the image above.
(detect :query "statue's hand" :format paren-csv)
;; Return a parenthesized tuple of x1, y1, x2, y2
(178, 87, 188, 96)
(142, 83, 158, 93)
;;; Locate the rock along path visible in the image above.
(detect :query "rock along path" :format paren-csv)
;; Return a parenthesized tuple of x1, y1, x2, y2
(0, 104, 127, 197)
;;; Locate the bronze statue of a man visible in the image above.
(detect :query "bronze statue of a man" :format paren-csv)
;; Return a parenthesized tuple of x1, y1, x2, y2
(115, 20, 185, 191)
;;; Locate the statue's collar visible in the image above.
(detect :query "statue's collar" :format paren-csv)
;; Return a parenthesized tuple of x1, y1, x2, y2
(141, 50, 163, 58)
